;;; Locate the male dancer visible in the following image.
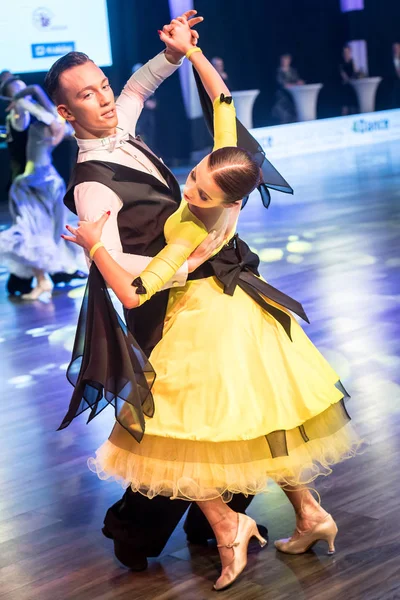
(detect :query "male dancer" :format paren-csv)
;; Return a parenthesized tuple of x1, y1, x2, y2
(46, 11, 265, 571)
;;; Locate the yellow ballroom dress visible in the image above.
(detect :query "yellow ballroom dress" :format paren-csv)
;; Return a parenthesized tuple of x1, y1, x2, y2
(88, 97, 361, 501)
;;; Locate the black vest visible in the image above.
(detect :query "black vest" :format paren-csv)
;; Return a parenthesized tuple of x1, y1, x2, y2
(64, 137, 182, 356)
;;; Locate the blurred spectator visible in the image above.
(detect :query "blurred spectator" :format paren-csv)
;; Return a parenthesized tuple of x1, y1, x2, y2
(390, 42, 400, 107)
(211, 57, 231, 90)
(339, 45, 359, 115)
(271, 53, 304, 124)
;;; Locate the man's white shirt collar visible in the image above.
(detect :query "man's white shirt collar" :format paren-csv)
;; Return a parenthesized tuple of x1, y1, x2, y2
(76, 128, 132, 154)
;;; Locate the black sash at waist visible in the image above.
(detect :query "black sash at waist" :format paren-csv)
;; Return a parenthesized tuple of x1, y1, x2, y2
(188, 234, 309, 340)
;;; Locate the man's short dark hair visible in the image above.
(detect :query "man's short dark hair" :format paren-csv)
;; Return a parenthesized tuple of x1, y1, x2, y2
(0, 70, 13, 84)
(44, 51, 92, 103)
(0, 75, 20, 97)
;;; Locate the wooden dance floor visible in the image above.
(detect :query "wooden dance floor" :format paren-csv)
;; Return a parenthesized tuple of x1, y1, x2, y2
(0, 140, 399, 600)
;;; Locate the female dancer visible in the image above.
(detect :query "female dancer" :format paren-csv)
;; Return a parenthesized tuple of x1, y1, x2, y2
(62, 20, 360, 590)
(0, 77, 83, 299)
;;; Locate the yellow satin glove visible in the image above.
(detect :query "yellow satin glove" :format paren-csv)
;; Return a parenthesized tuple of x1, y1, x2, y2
(213, 96, 237, 151)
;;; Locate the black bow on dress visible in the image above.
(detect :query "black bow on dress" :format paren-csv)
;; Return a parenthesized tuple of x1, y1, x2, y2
(132, 277, 147, 295)
(190, 235, 309, 341)
(220, 93, 233, 104)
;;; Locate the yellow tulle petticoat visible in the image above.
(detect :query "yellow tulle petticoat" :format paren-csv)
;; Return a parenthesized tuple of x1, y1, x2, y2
(88, 277, 362, 501)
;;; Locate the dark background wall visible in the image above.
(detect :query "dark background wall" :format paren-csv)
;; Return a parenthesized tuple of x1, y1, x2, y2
(108, 0, 400, 158)
(194, 0, 345, 124)
(358, 0, 400, 77)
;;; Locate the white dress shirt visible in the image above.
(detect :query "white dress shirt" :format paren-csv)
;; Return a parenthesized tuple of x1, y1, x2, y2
(74, 51, 188, 287)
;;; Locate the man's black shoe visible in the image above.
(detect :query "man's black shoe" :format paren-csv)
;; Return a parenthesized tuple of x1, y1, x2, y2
(113, 540, 148, 571)
(102, 526, 148, 571)
(50, 270, 88, 285)
(6, 274, 33, 296)
(70, 270, 88, 280)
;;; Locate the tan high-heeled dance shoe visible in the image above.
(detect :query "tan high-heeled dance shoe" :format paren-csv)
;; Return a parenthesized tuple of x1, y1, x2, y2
(274, 513, 338, 555)
(21, 279, 53, 301)
(213, 513, 267, 592)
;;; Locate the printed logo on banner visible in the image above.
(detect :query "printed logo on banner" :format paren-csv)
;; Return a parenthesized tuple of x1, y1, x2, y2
(32, 8, 54, 29)
(32, 42, 75, 59)
(32, 7, 67, 31)
(252, 109, 400, 159)
(352, 118, 389, 133)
